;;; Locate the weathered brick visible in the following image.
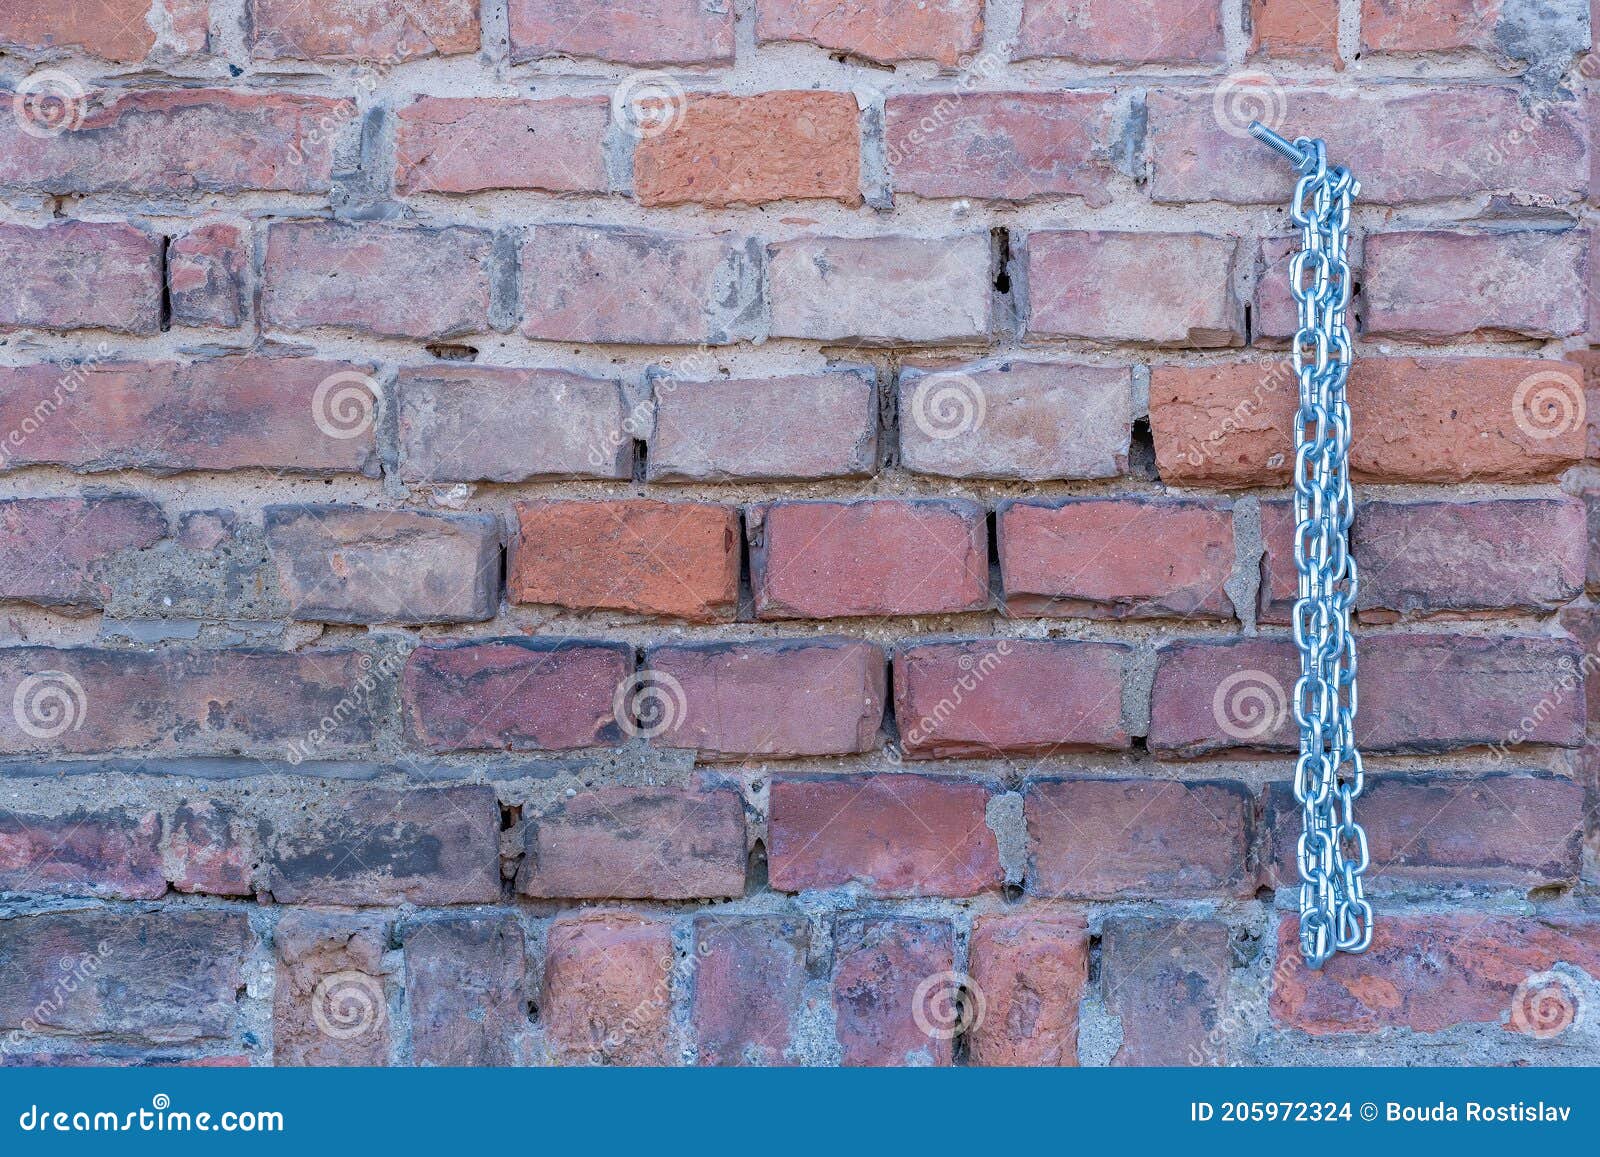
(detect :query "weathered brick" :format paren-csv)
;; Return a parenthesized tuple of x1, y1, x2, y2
(1148, 637, 1299, 758)
(635, 91, 860, 207)
(0, 909, 247, 1042)
(521, 224, 761, 345)
(1253, 235, 1299, 341)
(0, 0, 208, 61)
(273, 910, 391, 1066)
(1561, 605, 1600, 724)
(168, 221, 246, 328)
(0, 646, 384, 757)
(398, 365, 629, 483)
(767, 234, 992, 344)
(1360, 0, 1505, 52)
(0, 357, 381, 476)
(516, 778, 747, 899)
(1150, 358, 1585, 485)
(1102, 917, 1233, 1065)
(1263, 774, 1586, 890)
(749, 498, 989, 619)
(541, 912, 675, 1065)
(249, 0, 480, 60)
(1271, 913, 1600, 1034)
(0, 221, 162, 333)
(647, 369, 877, 482)
(692, 916, 810, 1066)
(510, 0, 734, 64)
(394, 97, 609, 195)
(831, 916, 955, 1065)
(893, 639, 1130, 758)
(768, 774, 1001, 898)
(885, 92, 1119, 205)
(403, 914, 529, 1067)
(266, 784, 501, 905)
(755, 0, 981, 65)
(0, 495, 165, 608)
(1150, 88, 1585, 204)
(263, 220, 494, 340)
(998, 497, 1235, 619)
(644, 638, 886, 759)
(966, 912, 1088, 1067)
(898, 361, 1132, 481)
(1249, 0, 1339, 60)
(164, 800, 255, 897)
(403, 638, 631, 752)
(1024, 231, 1239, 345)
(1364, 229, 1588, 340)
(1015, 0, 1225, 63)
(0, 807, 163, 899)
(264, 504, 500, 625)
(0, 90, 353, 194)
(1026, 778, 1254, 900)
(508, 499, 740, 622)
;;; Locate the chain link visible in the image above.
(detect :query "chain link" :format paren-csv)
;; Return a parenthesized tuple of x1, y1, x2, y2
(1249, 123, 1371, 970)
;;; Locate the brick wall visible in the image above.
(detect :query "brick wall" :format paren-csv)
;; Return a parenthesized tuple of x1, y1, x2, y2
(0, 0, 1597, 1067)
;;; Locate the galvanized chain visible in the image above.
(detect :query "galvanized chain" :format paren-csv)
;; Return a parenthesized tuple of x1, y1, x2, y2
(1249, 122, 1371, 970)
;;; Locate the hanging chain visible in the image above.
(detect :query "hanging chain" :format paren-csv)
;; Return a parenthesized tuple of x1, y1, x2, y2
(1249, 122, 1371, 970)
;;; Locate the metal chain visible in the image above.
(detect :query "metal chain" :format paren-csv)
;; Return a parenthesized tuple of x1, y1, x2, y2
(1249, 122, 1371, 970)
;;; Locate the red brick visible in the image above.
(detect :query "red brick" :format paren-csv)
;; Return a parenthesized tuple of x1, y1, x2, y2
(767, 233, 992, 344)
(966, 912, 1088, 1067)
(830, 916, 955, 1066)
(1026, 777, 1254, 900)
(164, 800, 255, 896)
(749, 498, 989, 619)
(1150, 88, 1585, 205)
(248, 0, 480, 60)
(0, 807, 163, 899)
(1015, 0, 1225, 63)
(521, 224, 761, 345)
(0, 909, 247, 1043)
(647, 369, 876, 482)
(998, 497, 1235, 620)
(1561, 605, 1600, 723)
(398, 364, 629, 483)
(1361, 0, 1501, 52)
(264, 504, 500, 625)
(510, 0, 734, 64)
(692, 916, 810, 1066)
(266, 784, 500, 905)
(1150, 358, 1585, 486)
(1250, 0, 1339, 60)
(263, 220, 494, 340)
(893, 639, 1130, 758)
(0, 221, 161, 334)
(1148, 636, 1299, 757)
(541, 912, 675, 1065)
(635, 92, 860, 208)
(403, 914, 529, 1067)
(403, 638, 632, 752)
(515, 778, 747, 899)
(898, 362, 1132, 481)
(0, 646, 384, 757)
(1252, 235, 1299, 341)
(0, 90, 353, 194)
(0, 0, 208, 61)
(1263, 774, 1586, 890)
(394, 97, 609, 195)
(1254, 499, 1299, 625)
(0, 495, 165, 608)
(1364, 229, 1588, 340)
(768, 773, 1001, 898)
(887, 92, 1119, 206)
(1271, 913, 1600, 1034)
(169, 221, 246, 328)
(755, 0, 981, 65)
(273, 911, 390, 1066)
(1024, 231, 1239, 346)
(644, 638, 885, 759)
(508, 499, 739, 622)
(1102, 917, 1234, 1065)
(0, 357, 381, 477)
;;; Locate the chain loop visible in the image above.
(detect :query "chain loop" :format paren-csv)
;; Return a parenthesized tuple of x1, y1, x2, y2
(1247, 121, 1370, 969)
